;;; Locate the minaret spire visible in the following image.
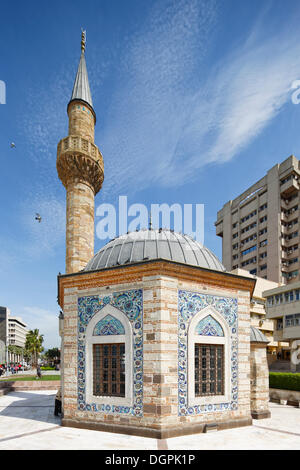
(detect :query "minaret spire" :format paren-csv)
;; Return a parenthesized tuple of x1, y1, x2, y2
(57, 32, 104, 274)
(68, 29, 94, 117)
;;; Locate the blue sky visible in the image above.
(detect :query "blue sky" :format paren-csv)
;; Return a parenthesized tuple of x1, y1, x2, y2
(2, 0, 300, 348)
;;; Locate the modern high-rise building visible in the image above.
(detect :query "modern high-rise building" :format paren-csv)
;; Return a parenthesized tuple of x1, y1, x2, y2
(230, 269, 280, 351)
(263, 282, 300, 371)
(215, 155, 300, 285)
(8, 316, 28, 348)
(0, 306, 28, 363)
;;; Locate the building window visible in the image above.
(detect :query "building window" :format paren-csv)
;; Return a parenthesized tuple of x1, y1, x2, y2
(85, 304, 134, 407)
(241, 256, 256, 266)
(287, 270, 299, 280)
(194, 344, 224, 396)
(259, 203, 267, 211)
(241, 245, 257, 256)
(187, 308, 230, 407)
(285, 313, 300, 327)
(93, 343, 125, 397)
(240, 211, 257, 224)
(241, 222, 257, 234)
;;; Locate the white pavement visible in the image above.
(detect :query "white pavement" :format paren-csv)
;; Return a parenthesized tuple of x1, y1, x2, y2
(0, 390, 299, 450)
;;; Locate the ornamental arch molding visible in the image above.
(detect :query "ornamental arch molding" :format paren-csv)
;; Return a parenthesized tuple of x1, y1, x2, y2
(187, 305, 232, 407)
(85, 303, 134, 407)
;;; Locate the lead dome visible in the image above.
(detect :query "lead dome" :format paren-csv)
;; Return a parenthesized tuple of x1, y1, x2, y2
(84, 228, 226, 272)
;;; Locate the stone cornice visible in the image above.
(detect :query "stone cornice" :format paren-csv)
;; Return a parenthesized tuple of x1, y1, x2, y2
(57, 259, 256, 309)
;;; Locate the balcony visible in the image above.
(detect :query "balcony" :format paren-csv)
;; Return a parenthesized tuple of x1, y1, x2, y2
(57, 135, 104, 194)
(57, 135, 102, 164)
(280, 177, 299, 197)
(215, 221, 223, 237)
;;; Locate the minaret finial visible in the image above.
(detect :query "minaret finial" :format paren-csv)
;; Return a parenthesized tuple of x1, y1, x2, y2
(81, 29, 86, 53)
(149, 211, 152, 230)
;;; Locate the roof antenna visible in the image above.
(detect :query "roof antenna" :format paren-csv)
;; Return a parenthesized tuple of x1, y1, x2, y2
(81, 28, 86, 53)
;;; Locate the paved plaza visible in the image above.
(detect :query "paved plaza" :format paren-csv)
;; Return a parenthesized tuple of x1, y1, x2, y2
(0, 390, 299, 450)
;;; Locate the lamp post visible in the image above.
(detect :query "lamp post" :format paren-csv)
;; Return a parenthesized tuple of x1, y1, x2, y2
(5, 345, 9, 376)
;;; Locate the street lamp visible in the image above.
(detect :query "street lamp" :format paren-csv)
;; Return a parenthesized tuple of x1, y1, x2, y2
(5, 344, 9, 376)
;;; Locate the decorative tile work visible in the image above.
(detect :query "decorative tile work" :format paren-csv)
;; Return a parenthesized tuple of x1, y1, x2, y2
(178, 290, 238, 416)
(77, 289, 143, 416)
(93, 314, 125, 336)
(195, 314, 224, 337)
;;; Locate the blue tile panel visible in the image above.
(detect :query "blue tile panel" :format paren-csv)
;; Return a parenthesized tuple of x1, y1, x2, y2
(93, 314, 125, 336)
(195, 314, 224, 337)
(77, 289, 143, 416)
(178, 290, 238, 416)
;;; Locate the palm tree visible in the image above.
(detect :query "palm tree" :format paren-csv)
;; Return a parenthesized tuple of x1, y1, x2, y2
(25, 329, 44, 368)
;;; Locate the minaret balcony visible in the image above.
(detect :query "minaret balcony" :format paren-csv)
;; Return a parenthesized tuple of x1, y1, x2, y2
(57, 135, 104, 194)
(57, 135, 103, 165)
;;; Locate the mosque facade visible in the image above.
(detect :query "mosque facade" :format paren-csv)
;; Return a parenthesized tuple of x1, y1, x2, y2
(57, 34, 270, 438)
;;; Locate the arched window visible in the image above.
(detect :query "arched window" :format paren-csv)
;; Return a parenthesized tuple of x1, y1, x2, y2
(85, 304, 133, 407)
(187, 307, 231, 407)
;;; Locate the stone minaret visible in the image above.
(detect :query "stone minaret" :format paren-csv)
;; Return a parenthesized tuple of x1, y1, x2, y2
(57, 31, 104, 274)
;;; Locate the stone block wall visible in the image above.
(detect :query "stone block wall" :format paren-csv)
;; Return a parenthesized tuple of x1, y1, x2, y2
(68, 101, 95, 142)
(60, 269, 254, 437)
(250, 343, 271, 419)
(66, 182, 95, 274)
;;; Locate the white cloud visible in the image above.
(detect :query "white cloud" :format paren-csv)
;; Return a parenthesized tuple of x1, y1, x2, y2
(99, 0, 217, 200)
(97, 2, 300, 197)
(20, 306, 60, 350)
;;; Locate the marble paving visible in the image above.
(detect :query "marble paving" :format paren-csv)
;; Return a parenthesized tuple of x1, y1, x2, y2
(0, 390, 299, 450)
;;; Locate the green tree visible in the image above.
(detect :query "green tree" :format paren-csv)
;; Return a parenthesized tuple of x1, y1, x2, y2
(45, 347, 60, 362)
(25, 329, 44, 368)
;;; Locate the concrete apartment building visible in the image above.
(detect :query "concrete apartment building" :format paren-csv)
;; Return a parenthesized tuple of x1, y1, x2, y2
(0, 306, 28, 363)
(263, 282, 300, 370)
(8, 316, 28, 348)
(230, 269, 285, 359)
(215, 155, 300, 285)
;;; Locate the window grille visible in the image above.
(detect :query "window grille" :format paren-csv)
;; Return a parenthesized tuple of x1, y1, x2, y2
(93, 343, 125, 397)
(194, 344, 224, 397)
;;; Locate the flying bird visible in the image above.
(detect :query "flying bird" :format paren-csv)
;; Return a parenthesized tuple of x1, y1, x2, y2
(35, 213, 42, 223)
(10, 142, 16, 148)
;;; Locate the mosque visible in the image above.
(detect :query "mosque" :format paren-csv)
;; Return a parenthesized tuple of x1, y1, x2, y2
(57, 33, 270, 438)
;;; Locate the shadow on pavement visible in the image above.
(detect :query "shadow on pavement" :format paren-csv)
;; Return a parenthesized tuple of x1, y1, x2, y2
(0, 390, 61, 425)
